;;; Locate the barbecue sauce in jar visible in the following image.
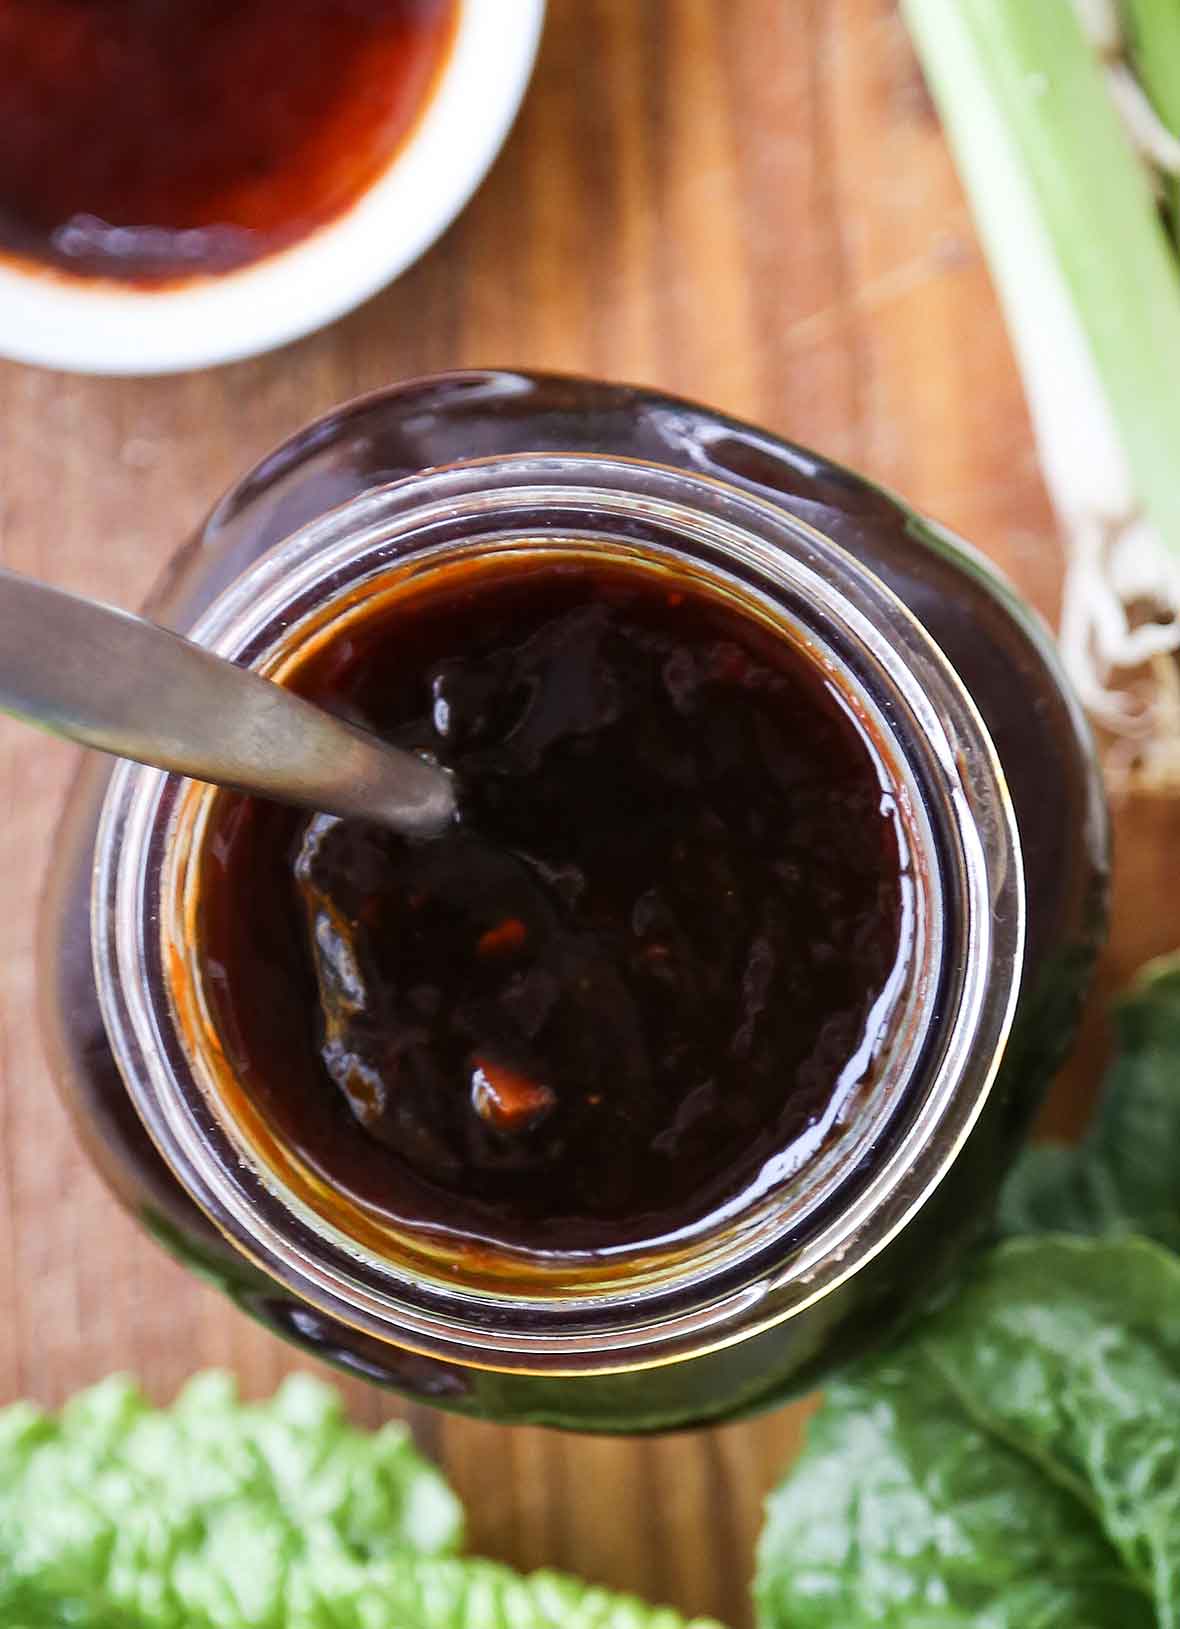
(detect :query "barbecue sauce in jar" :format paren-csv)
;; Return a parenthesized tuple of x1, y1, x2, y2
(197, 557, 912, 1259)
(0, 0, 457, 282)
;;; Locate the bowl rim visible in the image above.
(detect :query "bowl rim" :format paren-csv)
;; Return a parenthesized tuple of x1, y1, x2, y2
(0, 0, 545, 376)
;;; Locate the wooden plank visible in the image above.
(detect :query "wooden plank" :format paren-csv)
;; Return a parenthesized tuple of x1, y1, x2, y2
(0, 4, 1176, 1626)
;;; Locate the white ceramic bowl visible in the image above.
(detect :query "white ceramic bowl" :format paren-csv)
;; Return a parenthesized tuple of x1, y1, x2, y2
(0, 0, 544, 376)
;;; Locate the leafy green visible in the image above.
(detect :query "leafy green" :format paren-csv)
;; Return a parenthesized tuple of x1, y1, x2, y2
(757, 954, 1180, 1624)
(1, 1555, 723, 1629)
(0, 1370, 462, 1627)
(1000, 953, 1180, 1248)
(287, 1555, 723, 1629)
(756, 1235, 1180, 1628)
(0, 1373, 724, 1629)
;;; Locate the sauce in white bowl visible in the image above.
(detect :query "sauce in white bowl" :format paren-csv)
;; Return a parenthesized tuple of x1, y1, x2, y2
(0, 0, 544, 374)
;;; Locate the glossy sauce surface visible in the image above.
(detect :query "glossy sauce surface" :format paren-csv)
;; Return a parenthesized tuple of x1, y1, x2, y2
(196, 556, 911, 1257)
(0, 0, 455, 282)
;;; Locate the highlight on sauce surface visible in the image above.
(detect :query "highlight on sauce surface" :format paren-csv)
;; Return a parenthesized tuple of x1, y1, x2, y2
(191, 554, 919, 1260)
(0, 0, 457, 283)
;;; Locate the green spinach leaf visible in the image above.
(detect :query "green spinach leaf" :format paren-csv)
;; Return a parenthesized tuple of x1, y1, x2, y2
(756, 1235, 1180, 1628)
(1000, 954, 1180, 1247)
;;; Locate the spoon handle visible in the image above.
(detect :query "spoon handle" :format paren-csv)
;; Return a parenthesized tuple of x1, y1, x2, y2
(0, 567, 455, 837)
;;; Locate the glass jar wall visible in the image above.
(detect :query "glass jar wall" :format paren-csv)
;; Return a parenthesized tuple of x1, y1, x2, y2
(38, 372, 1107, 1430)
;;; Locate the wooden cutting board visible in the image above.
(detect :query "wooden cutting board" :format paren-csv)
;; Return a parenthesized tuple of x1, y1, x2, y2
(1, 4, 1176, 1624)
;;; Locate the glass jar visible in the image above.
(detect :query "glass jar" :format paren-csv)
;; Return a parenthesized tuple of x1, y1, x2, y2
(39, 371, 1108, 1431)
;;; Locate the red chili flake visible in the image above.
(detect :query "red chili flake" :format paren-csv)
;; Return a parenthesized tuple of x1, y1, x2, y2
(470, 1057, 556, 1133)
(477, 916, 528, 957)
(666, 590, 684, 607)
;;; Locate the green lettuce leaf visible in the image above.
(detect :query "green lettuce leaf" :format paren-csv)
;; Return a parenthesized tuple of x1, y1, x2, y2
(0, 1373, 725, 1629)
(1000, 953, 1180, 1247)
(756, 1235, 1180, 1628)
(0, 1370, 462, 1626)
(287, 1555, 726, 1629)
(0, 1556, 724, 1629)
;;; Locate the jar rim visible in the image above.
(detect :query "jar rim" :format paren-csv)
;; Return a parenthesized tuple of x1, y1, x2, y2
(92, 452, 1025, 1374)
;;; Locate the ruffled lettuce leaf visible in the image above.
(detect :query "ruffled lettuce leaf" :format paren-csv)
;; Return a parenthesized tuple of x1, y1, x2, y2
(0, 1372, 724, 1629)
(0, 1370, 461, 1625)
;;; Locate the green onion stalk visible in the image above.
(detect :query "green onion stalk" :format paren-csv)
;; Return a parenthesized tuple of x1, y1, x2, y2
(901, 0, 1180, 787)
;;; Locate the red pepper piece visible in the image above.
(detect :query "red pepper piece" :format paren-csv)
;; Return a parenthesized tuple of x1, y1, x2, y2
(477, 916, 528, 957)
(470, 1057, 556, 1133)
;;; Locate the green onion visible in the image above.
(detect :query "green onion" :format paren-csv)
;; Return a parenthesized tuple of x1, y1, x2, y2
(901, 0, 1180, 756)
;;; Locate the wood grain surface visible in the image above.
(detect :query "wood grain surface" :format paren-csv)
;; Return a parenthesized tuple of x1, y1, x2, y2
(1, 4, 1178, 1625)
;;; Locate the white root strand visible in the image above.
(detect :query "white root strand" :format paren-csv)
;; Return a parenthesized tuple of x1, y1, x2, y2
(1013, 1, 1180, 778)
(1072, 0, 1121, 58)
(1105, 63, 1180, 174)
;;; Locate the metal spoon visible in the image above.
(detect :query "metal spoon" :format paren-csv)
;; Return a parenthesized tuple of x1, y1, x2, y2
(0, 566, 456, 837)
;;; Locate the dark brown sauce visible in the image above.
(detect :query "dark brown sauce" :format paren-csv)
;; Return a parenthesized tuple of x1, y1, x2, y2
(196, 555, 912, 1257)
(0, 0, 456, 283)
